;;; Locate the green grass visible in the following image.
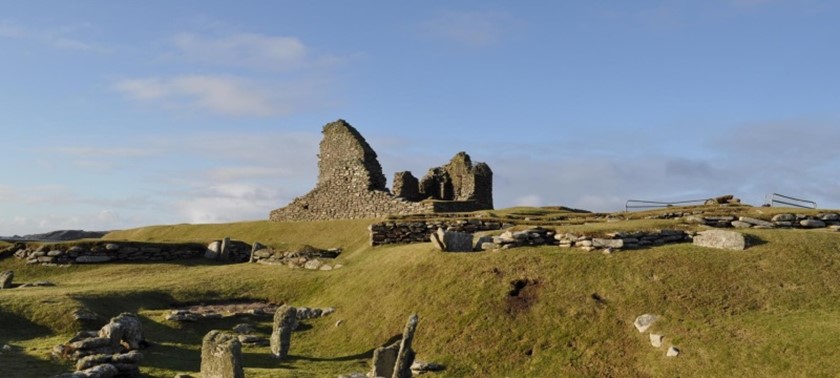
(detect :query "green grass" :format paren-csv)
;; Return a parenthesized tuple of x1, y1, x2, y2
(3, 209, 840, 377)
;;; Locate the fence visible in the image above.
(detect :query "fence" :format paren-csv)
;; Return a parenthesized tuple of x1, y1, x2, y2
(625, 198, 711, 212)
(764, 193, 817, 209)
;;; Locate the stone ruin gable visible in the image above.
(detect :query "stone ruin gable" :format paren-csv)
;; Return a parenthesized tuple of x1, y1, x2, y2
(418, 152, 493, 209)
(317, 119, 387, 192)
(269, 119, 495, 221)
(270, 120, 435, 221)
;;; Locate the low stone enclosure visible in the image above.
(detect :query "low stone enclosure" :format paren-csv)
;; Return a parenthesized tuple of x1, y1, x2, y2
(269, 119, 493, 222)
(370, 211, 840, 251)
(8, 238, 346, 269)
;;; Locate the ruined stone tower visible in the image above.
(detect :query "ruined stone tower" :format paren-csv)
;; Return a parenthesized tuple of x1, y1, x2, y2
(269, 119, 493, 221)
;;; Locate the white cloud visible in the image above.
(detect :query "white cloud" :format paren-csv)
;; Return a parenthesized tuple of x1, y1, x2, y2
(113, 75, 324, 117)
(0, 20, 109, 52)
(170, 32, 307, 70)
(175, 183, 284, 223)
(422, 10, 515, 47)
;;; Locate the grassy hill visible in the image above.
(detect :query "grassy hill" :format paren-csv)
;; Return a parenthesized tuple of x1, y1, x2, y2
(2, 208, 840, 377)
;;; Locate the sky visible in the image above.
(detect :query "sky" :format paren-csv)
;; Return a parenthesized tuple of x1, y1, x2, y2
(1, 1, 839, 235)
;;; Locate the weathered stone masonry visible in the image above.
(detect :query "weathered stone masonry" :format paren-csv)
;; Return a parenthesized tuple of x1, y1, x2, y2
(269, 120, 493, 221)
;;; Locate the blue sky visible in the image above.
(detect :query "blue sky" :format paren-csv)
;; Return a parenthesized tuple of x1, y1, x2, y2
(2, 1, 839, 234)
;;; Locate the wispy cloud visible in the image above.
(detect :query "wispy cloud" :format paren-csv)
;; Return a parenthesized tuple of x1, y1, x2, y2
(169, 32, 308, 70)
(421, 10, 515, 47)
(0, 20, 110, 52)
(113, 75, 327, 117)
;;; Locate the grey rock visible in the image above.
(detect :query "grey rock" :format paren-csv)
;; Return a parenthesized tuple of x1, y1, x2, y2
(430, 229, 445, 251)
(592, 238, 623, 249)
(303, 259, 322, 270)
(73, 309, 100, 321)
(634, 314, 657, 333)
(99, 313, 144, 351)
(270, 305, 297, 360)
(772, 213, 796, 222)
(78, 363, 120, 378)
(232, 323, 255, 334)
(649, 333, 664, 348)
(411, 360, 445, 373)
(473, 235, 494, 251)
(666, 346, 680, 357)
(693, 230, 748, 250)
(200, 330, 244, 378)
(338, 373, 368, 378)
(442, 230, 473, 252)
(739, 217, 775, 228)
(371, 342, 399, 378)
(205, 241, 221, 260)
(731, 221, 752, 229)
(820, 213, 839, 221)
(800, 219, 826, 228)
(0, 270, 13, 289)
(393, 314, 419, 378)
(75, 256, 112, 263)
(105, 243, 120, 251)
(220, 237, 231, 261)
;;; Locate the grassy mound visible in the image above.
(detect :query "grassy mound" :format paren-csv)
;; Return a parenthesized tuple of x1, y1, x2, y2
(2, 208, 840, 377)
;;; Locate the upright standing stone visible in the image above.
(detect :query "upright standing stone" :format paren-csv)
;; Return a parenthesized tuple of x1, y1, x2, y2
(270, 305, 297, 360)
(392, 314, 419, 378)
(0, 270, 13, 289)
(250, 242, 265, 263)
(220, 237, 231, 261)
(201, 330, 244, 378)
(371, 342, 400, 378)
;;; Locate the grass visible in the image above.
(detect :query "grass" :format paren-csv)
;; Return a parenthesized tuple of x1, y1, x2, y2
(2, 207, 840, 376)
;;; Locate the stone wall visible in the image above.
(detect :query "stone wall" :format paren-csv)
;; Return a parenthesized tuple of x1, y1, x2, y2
(269, 120, 493, 222)
(686, 212, 840, 230)
(12, 241, 207, 265)
(369, 220, 506, 246)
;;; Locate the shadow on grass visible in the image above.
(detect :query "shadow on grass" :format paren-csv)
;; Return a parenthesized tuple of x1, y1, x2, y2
(0, 309, 74, 377)
(287, 333, 402, 363)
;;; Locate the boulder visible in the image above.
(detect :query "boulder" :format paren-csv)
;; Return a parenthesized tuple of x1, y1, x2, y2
(200, 330, 244, 378)
(731, 221, 752, 229)
(771, 213, 796, 222)
(634, 314, 657, 333)
(800, 219, 826, 228)
(0, 270, 13, 289)
(739, 217, 775, 228)
(692, 230, 748, 250)
(592, 238, 623, 249)
(303, 259, 322, 270)
(666, 346, 680, 357)
(649, 334, 664, 348)
(98, 313, 144, 351)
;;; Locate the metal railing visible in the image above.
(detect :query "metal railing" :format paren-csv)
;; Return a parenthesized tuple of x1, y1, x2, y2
(764, 193, 817, 209)
(625, 198, 712, 212)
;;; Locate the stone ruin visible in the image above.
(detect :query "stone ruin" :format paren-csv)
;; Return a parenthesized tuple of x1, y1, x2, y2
(269, 119, 493, 221)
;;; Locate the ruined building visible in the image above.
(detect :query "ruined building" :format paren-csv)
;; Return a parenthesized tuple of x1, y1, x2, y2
(269, 119, 493, 221)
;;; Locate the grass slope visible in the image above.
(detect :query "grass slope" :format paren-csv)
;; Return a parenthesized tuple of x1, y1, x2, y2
(2, 209, 840, 377)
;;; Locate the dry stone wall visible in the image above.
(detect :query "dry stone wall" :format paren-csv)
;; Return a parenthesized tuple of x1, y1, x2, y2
(269, 120, 493, 222)
(369, 219, 506, 246)
(13, 241, 206, 265)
